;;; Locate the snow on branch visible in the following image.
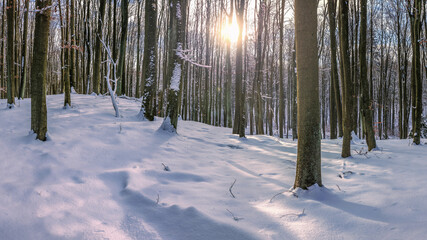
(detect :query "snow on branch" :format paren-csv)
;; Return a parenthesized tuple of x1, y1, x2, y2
(99, 38, 120, 118)
(174, 48, 212, 69)
(32, 2, 58, 14)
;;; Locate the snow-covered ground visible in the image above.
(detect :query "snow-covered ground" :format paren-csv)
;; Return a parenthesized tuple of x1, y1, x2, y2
(0, 94, 426, 240)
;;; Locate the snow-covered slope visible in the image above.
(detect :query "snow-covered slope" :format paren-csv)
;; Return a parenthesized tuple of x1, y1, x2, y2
(0, 94, 426, 240)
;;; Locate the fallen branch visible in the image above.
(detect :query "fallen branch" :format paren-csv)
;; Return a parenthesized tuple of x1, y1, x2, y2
(269, 192, 283, 203)
(280, 208, 305, 219)
(229, 179, 236, 198)
(226, 209, 243, 221)
(162, 163, 170, 172)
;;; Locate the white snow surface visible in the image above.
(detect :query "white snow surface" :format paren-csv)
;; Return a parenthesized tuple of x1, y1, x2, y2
(0, 94, 427, 240)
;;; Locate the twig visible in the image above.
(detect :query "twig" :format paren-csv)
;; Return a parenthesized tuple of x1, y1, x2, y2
(226, 209, 242, 221)
(229, 179, 237, 198)
(280, 208, 306, 219)
(269, 192, 283, 203)
(336, 184, 341, 191)
(156, 194, 160, 204)
(162, 163, 170, 171)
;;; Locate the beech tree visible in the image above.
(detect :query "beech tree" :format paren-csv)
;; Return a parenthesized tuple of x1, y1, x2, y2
(360, 0, 376, 151)
(31, 0, 52, 141)
(161, 0, 187, 132)
(233, 0, 246, 138)
(408, 0, 425, 145)
(93, 0, 107, 95)
(117, 0, 129, 96)
(140, 0, 158, 121)
(339, 0, 352, 158)
(6, 0, 15, 108)
(293, 0, 322, 189)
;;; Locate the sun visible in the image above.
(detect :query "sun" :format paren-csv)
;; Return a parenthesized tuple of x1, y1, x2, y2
(222, 14, 240, 43)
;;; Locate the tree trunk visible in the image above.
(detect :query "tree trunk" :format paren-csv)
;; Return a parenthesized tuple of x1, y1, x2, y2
(140, 0, 158, 121)
(278, 0, 285, 138)
(70, 0, 76, 90)
(18, 0, 30, 99)
(0, 0, 5, 99)
(93, 0, 107, 94)
(6, 0, 15, 107)
(409, 0, 424, 145)
(328, 0, 343, 139)
(254, 0, 265, 135)
(339, 0, 352, 158)
(31, 0, 52, 141)
(359, 0, 376, 151)
(161, 0, 187, 132)
(233, 0, 246, 138)
(116, 0, 129, 96)
(64, 0, 71, 107)
(294, 0, 322, 189)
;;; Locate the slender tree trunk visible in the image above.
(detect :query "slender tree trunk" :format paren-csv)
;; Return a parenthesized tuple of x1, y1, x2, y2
(254, 0, 265, 135)
(64, 0, 71, 107)
(328, 0, 343, 139)
(233, 0, 246, 138)
(31, 0, 52, 141)
(409, 0, 424, 145)
(291, 42, 297, 140)
(224, 0, 233, 128)
(140, 0, 158, 121)
(93, 0, 107, 94)
(6, 0, 15, 107)
(85, 0, 91, 94)
(360, 0, 376, 151)
(18, 0, 29, 99)
(117, 0, 129, 96)
(135, 0, 142, 98)
(0, 0, 6, 99)
(70, 0, 76, 90)
(278, 0, 285, 138)
(294, 0, 322, 189)
(161, 0, 187, 131)
(339, 0, 352, 158)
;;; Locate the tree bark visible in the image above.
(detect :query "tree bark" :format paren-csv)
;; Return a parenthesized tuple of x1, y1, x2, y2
(93, 0, 107, 94)
(6, 0, 15, 107)
(359, 0, 376, 151)
(233, 0, 246, 138)
(327, 0, 343, 139)
(339, 0, 352, 158)
(31, 0, 52, 141)
(294, 0, 322, 189)
(116, 0, 129, 96)
(161, 0, 187, 131)
(18, 0, 29, 99)
(140, 0, 158, 121)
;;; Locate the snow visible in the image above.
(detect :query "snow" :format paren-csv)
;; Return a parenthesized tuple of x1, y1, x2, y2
(170, 62, 182, 91)
(1, 94, 427, 239)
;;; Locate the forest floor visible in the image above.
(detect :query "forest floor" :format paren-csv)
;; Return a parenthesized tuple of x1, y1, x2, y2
(1, 94, 427, 240)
